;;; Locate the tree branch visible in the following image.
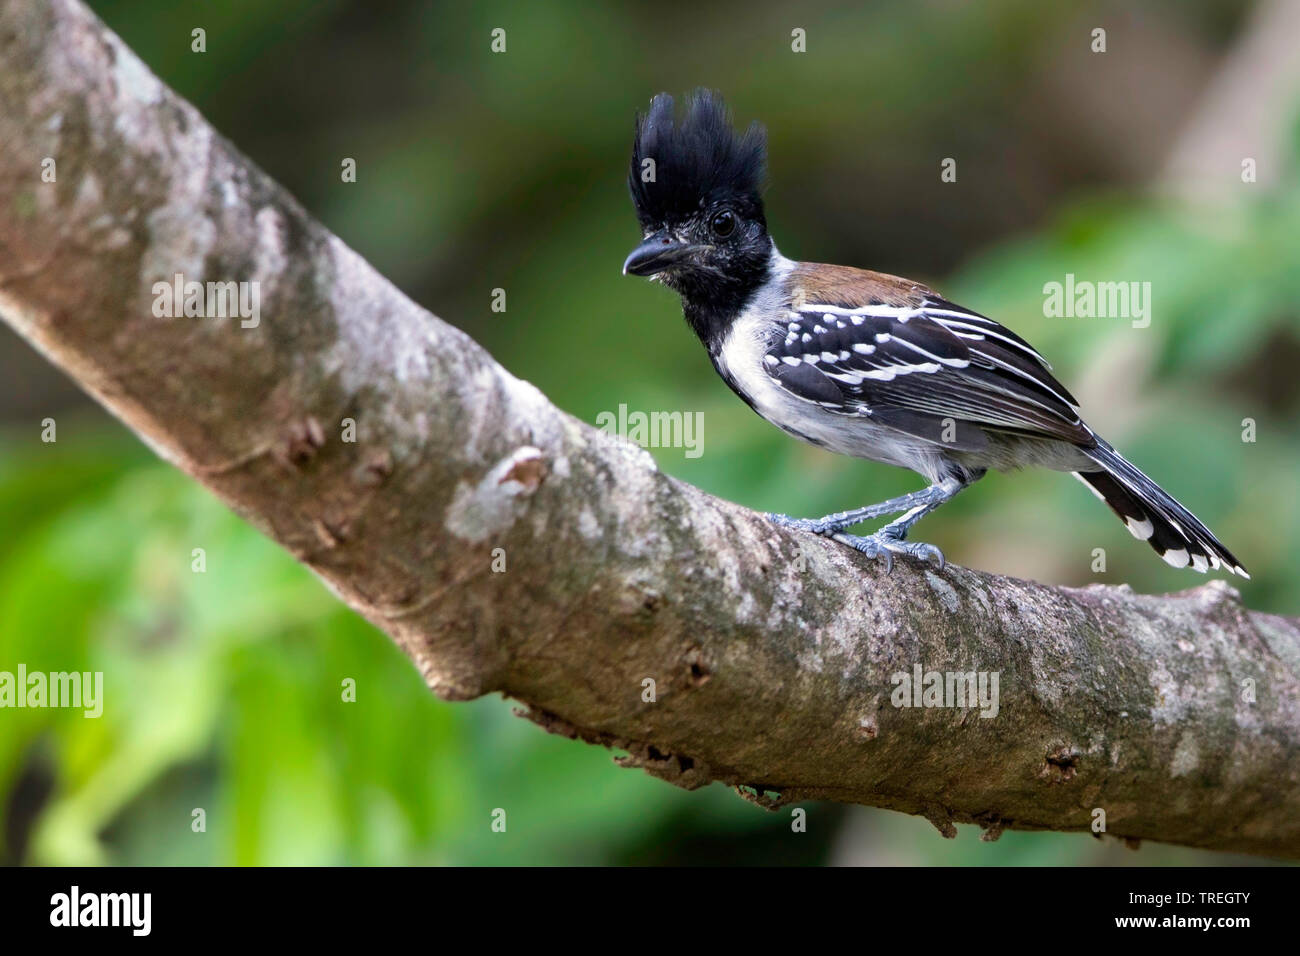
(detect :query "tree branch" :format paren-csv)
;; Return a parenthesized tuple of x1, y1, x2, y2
(2, 0, 1298, 859)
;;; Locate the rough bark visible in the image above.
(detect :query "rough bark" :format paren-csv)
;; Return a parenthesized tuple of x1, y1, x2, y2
(1, 0, 1297, 859)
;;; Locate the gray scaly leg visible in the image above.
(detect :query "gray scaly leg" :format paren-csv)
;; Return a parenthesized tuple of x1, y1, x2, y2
(768, 473, 980, 571)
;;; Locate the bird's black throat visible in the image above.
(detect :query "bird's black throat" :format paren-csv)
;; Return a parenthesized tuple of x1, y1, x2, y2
(670, 244, 774, 355)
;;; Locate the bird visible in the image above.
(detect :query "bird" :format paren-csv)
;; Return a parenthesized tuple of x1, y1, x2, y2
(621, 89, 1248, 577)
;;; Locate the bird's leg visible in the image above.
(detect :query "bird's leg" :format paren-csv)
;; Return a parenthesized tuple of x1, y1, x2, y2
(828, 473, 981, 570)
(878, 490, 958, 541)
(764, 484, 950, 535)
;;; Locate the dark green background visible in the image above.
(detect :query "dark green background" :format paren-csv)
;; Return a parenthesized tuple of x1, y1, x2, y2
(1, 0, 1294, 864)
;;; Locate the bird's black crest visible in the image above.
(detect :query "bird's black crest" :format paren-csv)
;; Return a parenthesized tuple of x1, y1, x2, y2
(628, 89, 767, 229)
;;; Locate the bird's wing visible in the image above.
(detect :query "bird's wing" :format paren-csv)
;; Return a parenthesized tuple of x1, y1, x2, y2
(766, 267, 1092, 448)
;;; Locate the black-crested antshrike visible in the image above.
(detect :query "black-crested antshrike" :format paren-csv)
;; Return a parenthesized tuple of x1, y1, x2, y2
(622, 89, 1247, 576)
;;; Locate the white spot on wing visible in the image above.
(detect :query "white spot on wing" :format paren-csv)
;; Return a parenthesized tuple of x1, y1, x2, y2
(1126, 516, 1155, 540)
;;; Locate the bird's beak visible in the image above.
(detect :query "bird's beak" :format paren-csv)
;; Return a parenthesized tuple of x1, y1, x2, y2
(622, 232, 704, 277)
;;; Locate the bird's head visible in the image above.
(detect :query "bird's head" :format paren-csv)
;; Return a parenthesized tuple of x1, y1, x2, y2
(623, 90, 771, 306)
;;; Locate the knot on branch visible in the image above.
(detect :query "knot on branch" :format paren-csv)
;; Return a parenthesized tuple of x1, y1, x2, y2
(444, 445, 547, 544)
(1042, 745, 1082, 782)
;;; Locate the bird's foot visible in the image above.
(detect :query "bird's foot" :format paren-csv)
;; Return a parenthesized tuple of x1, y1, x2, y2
(829, 531, 945, 572)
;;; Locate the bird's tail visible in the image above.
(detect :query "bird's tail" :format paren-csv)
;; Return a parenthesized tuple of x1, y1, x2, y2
(1073, 441, 1248, 577)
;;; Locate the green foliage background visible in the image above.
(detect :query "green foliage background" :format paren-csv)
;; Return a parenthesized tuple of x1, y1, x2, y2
(0, 0, 1294, 864)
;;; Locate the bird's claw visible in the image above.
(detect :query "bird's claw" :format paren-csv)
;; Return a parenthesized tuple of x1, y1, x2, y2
(831, 532, 945, 572)
(766, 513, 946, 570)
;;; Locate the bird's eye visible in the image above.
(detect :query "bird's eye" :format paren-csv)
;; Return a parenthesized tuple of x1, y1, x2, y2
(710, 210, 736, 238)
